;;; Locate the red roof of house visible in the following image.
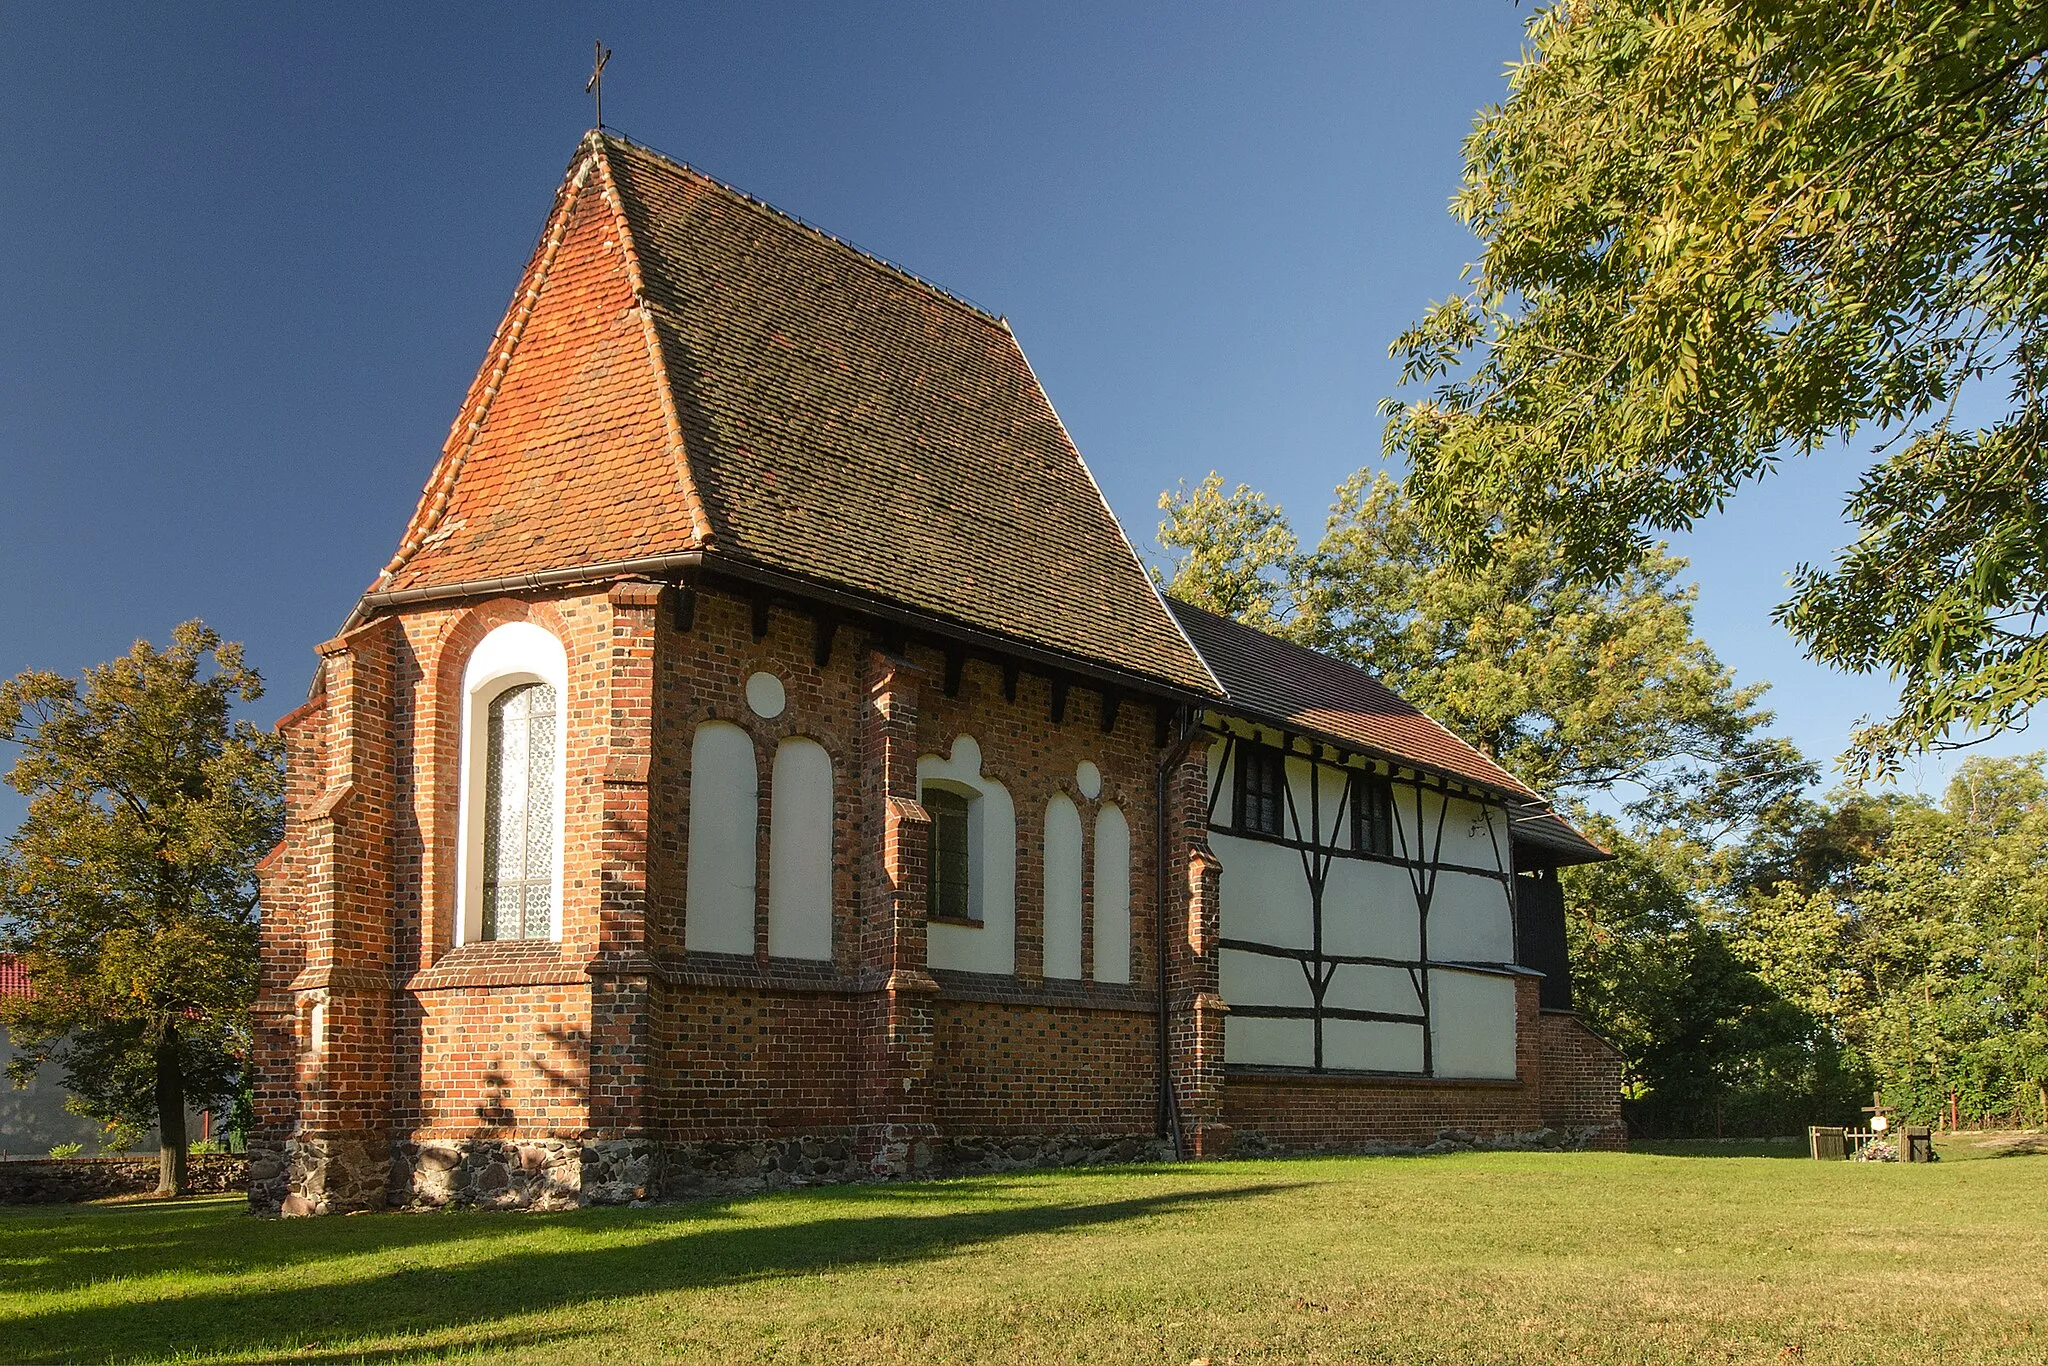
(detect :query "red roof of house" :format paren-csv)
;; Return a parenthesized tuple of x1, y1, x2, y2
(0, 954, 31, 1000)
(1168, 599, 1606, 863)
(368, 132, 1216, 696)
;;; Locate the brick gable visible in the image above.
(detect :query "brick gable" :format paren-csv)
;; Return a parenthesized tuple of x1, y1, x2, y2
(372, 133, 1213, 698)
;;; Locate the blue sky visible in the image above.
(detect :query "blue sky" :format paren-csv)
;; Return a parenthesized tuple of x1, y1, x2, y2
(0, 2, 2031, 838)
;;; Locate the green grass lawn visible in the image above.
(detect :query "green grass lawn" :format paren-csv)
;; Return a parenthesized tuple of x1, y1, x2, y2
(4, 1146, 2045, 1364)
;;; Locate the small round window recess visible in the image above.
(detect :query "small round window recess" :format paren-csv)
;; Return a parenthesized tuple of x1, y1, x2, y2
(1075, 760, 1103, 800)
(745, 671, 787, 720)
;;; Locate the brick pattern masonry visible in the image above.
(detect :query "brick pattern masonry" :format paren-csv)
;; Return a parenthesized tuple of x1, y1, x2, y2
(252, 580, 1622, 1214)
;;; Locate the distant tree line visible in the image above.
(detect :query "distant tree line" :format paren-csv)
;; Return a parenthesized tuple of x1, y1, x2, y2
(1570, 761, 2048, 1135)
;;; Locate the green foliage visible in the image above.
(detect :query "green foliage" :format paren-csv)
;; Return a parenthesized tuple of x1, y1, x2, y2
(1591, 754, 2048, 1132)
(1157, 470, 1809, 828)
(0, 622, 282, 1192)
(1384, 0, 2048, 777)
(1563, 818, 1868, 1136)
(97, 1116, 147, 1155)
(45, 1142, 82, 1160)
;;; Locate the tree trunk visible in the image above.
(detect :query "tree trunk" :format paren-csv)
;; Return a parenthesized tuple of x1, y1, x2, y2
(154, 1024, 187, 1198)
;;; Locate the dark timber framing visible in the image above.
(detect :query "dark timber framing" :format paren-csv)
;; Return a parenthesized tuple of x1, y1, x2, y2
(1202, 714, 1521, 1078)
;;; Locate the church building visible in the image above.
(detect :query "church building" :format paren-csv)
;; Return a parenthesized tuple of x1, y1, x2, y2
(251, 132, 1621, 1215)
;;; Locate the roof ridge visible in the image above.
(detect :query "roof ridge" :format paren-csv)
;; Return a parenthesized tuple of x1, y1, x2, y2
(588, 134, 716, 549)
(1006, 330, 1222, 698)
(597, 130, 1007, 328)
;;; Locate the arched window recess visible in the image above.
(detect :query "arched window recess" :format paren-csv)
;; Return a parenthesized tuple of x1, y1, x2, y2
(455, 622, 569, 945)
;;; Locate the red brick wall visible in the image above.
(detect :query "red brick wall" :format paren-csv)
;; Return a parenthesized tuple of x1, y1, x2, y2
(255, 572, 1621, 1203)
(651, 984, 862, 1139)
(1537, 1010, 1626, 1146)
(931, 999, 1156, 1135)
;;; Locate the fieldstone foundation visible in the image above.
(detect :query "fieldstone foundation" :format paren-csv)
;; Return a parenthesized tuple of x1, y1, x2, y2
(278, 1131, 390, 1215)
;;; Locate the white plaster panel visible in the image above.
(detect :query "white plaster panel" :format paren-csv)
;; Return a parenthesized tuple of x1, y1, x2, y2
(767, 737, 833, 960)
(1319, 860, 1421, 959)
(1322, 963, 1424, 1017)
(1207, 741, 1233, 829)
(1323, 1018, 1426, 1073)
(1429, 970, 1519, 1079)
(1042, 793, 1084, 980)
(1391, 784, 1448, 863)
(1211, 831, 1314, 951)
(919, 737, 1017, 975)
(1225, 1015, 1314, 1068)
(1427, 871, 1516, 963)
(1219, 947, 1314, 1010)
(1438, 795, 1506, 872)
(1092, 802, 1132, 983)
(745, 671, 786, 720)
(1317, 762, 1352, 847)
(1283, 755, 1316, 841)
(685, 721, 759, 954)
(1075, 760, 1103, 800)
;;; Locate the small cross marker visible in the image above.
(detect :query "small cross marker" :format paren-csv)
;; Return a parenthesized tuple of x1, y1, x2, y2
(586, 41, 612, 129)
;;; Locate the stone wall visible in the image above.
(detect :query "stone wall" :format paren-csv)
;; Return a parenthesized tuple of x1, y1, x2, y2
(0, 1155, 247, 1204)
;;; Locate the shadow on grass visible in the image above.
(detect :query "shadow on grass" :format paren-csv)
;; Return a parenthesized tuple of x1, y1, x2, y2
(1628, 1140, 1808, 1160)
(2, 1178, 1299, 1364)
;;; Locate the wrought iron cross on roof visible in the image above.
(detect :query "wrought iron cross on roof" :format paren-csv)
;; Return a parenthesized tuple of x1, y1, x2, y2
(586, 41, 612, 129)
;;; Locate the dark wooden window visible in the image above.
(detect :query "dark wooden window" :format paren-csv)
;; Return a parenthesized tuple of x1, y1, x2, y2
(924, 787, 974, 921)
(1234, 744, 1287, 837)
(1352, 771, 1394, 857)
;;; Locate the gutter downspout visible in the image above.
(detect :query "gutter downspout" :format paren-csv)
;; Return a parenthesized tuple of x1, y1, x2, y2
(1155, 707, 1200, 1158)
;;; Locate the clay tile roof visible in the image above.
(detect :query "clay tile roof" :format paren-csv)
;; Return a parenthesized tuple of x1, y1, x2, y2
(0, 954, 30, 1000)
(1167, 599, 1605, 863)
(372, 133, 1215, 696)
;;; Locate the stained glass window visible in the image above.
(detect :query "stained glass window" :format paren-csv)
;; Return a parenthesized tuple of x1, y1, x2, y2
(481, 681, 557, 940)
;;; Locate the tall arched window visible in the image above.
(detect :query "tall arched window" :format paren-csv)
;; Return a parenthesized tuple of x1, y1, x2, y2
(1043, 794, 1084, 980)
(685, 721, 759, 954)
(481, 681, 558, 940)
(456, 621, 568, 945)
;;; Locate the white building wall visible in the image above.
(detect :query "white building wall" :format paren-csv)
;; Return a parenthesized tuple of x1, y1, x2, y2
(1207, 723, 1524, 1075)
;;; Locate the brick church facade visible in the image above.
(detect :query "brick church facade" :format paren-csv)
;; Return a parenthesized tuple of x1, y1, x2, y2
(250, 132, 1620, 1215)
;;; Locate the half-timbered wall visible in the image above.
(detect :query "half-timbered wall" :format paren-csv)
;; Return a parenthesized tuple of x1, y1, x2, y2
(1205, 716, 1522, 1079)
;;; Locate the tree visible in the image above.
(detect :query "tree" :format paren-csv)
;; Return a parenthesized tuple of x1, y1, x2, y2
(0, 624, 281, 1195)
(1383, 1, 2048, 777)
(1158, 471, 1810, 829)
(1717, 756, 2048, 1128)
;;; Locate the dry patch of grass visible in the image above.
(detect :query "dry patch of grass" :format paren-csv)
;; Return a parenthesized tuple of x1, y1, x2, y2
(2, 1148, 2044, 1363)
